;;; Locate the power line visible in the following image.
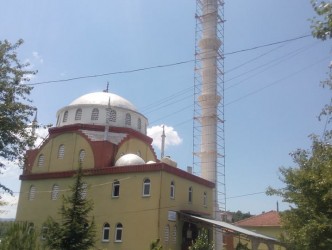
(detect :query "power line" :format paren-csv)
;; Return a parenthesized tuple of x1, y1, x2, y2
(26, 34, 311, 86)
(224, 34, 311, 55)
(225, 55, 330, 106)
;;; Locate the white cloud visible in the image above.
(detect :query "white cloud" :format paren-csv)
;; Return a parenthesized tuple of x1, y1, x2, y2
(147, 124, 182, 150)
(32, 51, 44, 64)
(34, 127, 49, 147)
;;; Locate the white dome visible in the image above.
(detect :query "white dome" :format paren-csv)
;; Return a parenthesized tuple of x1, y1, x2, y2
(115, 154, 145, 166)
(70, 92, 137, 111)
(55, 91, 148, 135)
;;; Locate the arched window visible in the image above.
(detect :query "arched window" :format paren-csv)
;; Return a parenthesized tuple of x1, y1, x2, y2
(102, 223, 110, 242)
(28, 223, 35, 234)
(170, 181, 175, 199)
(203, 191, 207, 207)
(164, 225, 170, 243)
(79, 149, 86, 163)
(188, 187, 193, 203)
(41, 226, 48, 240)
(37, 154, 45, 167)
(75, 108, 82, 120)
(63, 111, 68, 122)
(109, 109, 116, 122)
(143, 178, 151, 196)
(114, 223, 123, 242)
(58, 144, 65, 159)
(80, 183, 88, 199)
(125, 113, 131, 126)
(29, 185, 36, 200)
(137, 118, 141, 130)
(91, 108, 99, 121)
(51, 184, 59, 200)
(56, 115, 60, 126)
(112, 180, 120, 198)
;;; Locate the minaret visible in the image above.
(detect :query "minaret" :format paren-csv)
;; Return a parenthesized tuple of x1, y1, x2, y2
(198, 0, 221, 185)
(194, 0, 225, 249)
(161, 125, 166, 159)
(30, 109, 38, 149)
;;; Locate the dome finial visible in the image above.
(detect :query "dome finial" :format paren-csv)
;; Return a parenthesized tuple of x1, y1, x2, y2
(103, 82, 109, 93)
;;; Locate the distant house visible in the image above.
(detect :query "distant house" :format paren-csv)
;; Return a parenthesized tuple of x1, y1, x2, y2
(224, 211, 285, 250)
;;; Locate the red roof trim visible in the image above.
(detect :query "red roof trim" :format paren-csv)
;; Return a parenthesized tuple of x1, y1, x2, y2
(20, 163, 215, 188)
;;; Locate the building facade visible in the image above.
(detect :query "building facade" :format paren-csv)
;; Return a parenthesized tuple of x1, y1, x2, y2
(16, 91, 215, 250)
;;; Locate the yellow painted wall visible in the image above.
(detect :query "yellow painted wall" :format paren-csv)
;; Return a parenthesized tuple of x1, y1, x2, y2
(32, 133, 94, 173)
(115, 138, 156, 162)
(16, 168, 212, 250)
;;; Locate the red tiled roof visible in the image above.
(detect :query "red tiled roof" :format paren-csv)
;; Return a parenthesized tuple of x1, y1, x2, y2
(234, 211, 281, 227)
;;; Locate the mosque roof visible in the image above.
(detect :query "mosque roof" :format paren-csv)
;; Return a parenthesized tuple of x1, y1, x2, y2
(69, 92, 137, 111)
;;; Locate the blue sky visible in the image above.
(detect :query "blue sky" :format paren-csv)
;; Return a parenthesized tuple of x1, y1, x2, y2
(1, 0, 331, 218)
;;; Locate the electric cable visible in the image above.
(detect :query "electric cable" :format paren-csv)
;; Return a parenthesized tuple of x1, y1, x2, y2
(25, 34, 311, 86)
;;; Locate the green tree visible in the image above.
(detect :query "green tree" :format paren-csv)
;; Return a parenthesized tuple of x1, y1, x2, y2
(43, 167, 96, 250)
(150, 238, 163, 250)
(0, 221, 38, 250)
(231, 210, 252, 223)
(267, 136, 332, 250)
(310, 0, 332, 40)
(235, 241, 250, 250)
(189, 228, 214, 250)
(0, 39, 36, 195)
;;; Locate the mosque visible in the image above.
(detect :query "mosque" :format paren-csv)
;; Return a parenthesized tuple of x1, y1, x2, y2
(16, 90, 284, 250)
(16, 91, 216, 250)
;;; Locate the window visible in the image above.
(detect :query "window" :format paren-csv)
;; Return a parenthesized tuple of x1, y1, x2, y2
(91, 108, 99, 121)
(28, 223, 35, 234)
(112, 180, 120, 198)
(143, 178, 151, 196)
(63, 111, 68, 122)
(37, 154, 45, 167)
(102, 223, 110, 242)
(75, 108, 82, 120)
(188, 187, 193, 203)
(164, 225, 170, 243)
(109, 109, 116, 122)
(80, 183, 88, 199)
(51, 184, 59, 200)
(125, 113, 131, 126)
(41, 226, 48, 240)
(56, 115, 60, 126)
(79, 149, 86, 163)
(29, 185, 36, 200)
(58, 144, 65, 159)
(170, 181, 175, 199)
(114, 223, 123, 242)
(172, 225, 177, 243)
(137, 118, 141, 130)
(203, 191, 207, 207)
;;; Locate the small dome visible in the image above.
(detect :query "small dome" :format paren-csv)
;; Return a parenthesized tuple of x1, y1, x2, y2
(115, 154, 145, 166)
(70, 92, 137, 111)
(146, 161, 156, 164)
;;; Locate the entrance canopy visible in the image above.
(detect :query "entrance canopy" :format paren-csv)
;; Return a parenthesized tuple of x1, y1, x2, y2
(181, 213, 279, 243)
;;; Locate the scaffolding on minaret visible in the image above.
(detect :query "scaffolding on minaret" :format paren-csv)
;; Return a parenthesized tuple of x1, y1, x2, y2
(193, 0, 226, 216)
